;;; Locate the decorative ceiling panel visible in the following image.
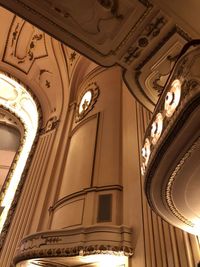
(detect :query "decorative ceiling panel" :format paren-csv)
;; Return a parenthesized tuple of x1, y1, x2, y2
(3, 16, 48, 74)
(0, 0, 198, 110)
(0, 8, 68, 126)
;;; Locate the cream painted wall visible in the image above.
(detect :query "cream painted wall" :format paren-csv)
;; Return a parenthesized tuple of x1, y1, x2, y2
(50, 66, 123, 230)
(0, 43, 199, 266)
(122, 85, 200, 267)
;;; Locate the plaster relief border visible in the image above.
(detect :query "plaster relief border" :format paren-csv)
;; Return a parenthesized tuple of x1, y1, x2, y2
(126, 26, 192, 108)
(0, 0, 152, 57)
(165, 137, 200, 227)
(0, 72, 43, 252)
(2, 15, 48, 74)
(13, 225, 133, 265)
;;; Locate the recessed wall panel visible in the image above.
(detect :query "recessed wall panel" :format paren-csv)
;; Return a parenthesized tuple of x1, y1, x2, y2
(59, 116, 98, 199)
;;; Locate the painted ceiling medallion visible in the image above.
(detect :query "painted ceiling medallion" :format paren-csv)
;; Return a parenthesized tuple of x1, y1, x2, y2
(76, 83, 99, 122)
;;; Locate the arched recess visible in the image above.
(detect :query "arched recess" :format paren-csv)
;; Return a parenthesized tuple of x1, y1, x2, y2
(0, 71, 40, 246)
(0, 121, 21, 193)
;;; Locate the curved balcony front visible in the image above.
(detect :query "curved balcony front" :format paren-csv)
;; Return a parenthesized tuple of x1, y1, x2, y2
(142, 43, 200, 235)
(14, 225, 133, 267)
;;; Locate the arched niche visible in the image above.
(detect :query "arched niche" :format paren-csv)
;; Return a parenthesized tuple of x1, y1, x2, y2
(0, 72, 40, 247)
(0, 122, 21, 193)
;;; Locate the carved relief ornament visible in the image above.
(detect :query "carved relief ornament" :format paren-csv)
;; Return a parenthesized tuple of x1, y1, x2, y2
(75, 82, 100, 122)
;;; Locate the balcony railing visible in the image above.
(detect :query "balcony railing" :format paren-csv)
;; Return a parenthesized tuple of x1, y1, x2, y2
(142, 40, 200, 235)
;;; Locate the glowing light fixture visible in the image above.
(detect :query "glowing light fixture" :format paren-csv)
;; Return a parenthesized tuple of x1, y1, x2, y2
(164, 79, 181, 117)
(151, 113, 163, 145)
(0, 72, 39, 233)
(141, 138, 151, 176)
(141, 80, 182, 175)
(141, 138, 151, 166)
(78, 90, 92, 115)
(80, 253, 128, 267)
(16, 260, 38, 267)
(143, 40, 200, 235)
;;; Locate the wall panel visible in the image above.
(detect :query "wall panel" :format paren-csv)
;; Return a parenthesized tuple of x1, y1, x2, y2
(59, 115, 98, 199)
(0, 130, 56, 267)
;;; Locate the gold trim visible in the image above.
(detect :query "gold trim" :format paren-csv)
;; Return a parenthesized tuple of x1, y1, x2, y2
(75, 82, 100, 122)
(1, 0, 152, 57)
(13, 225, 133, 264)
(0, 72, 43, 252)
(165, 137, 200, 227)
(2, 16, 48, 75)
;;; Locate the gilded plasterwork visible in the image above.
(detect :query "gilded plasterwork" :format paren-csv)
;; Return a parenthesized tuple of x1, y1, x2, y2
(3, 16, 48, 74)
(14, 225, 133, 265)
(0, 0, 197, 112)
(0, 72, 39, 240)
(122, 15, 167, 65)
(143, 43, 200, 231)
(75, 82, 99, 122)
(165, 138, 200, 227)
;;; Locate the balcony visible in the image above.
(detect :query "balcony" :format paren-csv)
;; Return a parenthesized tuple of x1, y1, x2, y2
(142, 41, 200, 235)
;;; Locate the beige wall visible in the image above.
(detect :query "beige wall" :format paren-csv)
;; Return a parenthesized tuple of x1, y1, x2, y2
(122, 84, 200, 267)
(0, 55, 200, 267)
(50, 66, 123, 229)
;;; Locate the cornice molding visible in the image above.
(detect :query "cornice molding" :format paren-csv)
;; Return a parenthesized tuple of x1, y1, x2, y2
(51, 185, 123, 211)
(14, 225, 133, 265)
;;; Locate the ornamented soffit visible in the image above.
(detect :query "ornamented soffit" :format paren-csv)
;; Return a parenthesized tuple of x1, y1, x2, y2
(0, 0, 199, 111)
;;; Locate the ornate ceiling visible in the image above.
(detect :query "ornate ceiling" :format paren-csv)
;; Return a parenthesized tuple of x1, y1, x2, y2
(0, 0, 198, 111)
(0, 7, 67, 128)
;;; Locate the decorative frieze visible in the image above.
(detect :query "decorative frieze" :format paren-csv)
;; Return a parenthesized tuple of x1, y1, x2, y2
(122, 15, 167, 65)
(14, 225, 133, 265)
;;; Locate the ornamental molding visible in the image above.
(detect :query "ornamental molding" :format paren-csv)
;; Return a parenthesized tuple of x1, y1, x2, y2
(122, 14, 167, 65)
(142, 47, 200, 178)
(135, 26, 192, 72)
(13, 225, 133, 265)
(165, 137, 200, 227)
(0, 0, 196, 112)
(75, 82, 100, 122)
(1, 0, 152, 57)
(51, 184, 123, 211)
(3, 16, 48, 74)
(144, 79, 200, 199)
(40, 116, 59, 134)
(0, 72, 42, 252)
(0, 108, 24, 135)
(131, 26, 191, 108)
(143, 45, 200, 230)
